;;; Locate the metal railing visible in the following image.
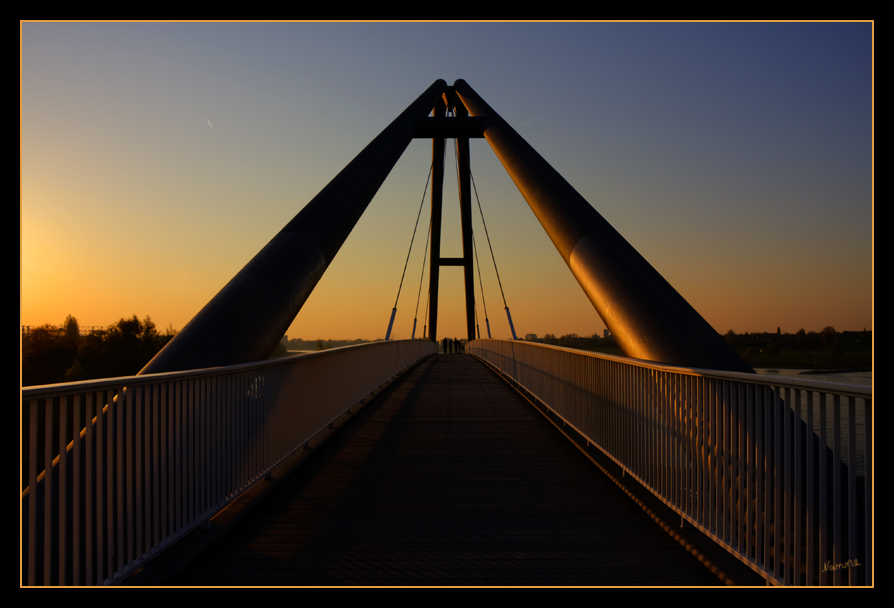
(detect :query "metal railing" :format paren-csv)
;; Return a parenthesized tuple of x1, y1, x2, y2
(22, 339, 438, 586)
(469, 339, 872, 586)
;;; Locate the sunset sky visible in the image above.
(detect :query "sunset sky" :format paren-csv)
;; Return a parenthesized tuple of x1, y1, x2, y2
(21, 22, 873, 342)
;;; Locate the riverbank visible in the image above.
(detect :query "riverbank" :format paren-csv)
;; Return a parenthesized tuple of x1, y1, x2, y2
(736, 348, 870, 371)
(754, 367, 872, 387)
(579, 345, 871, 372)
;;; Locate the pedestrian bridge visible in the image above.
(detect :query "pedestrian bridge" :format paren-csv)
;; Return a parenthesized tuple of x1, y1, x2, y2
(21, 78, 873, 585)
(22, 339, 872, 586)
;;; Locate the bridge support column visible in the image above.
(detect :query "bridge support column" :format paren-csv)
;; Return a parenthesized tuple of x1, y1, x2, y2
(428, 97, 447, 347)
(454, 102, 477, 342)
(427, 90, 478, 345)
(453, 79, 750, 372)
(140, 80, 448, 373)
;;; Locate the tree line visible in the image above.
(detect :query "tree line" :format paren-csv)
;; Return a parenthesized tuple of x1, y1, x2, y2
(523, 327, 871, 368)
(23, 320, 871, 386)
(280, 337, 376, 353)
(722, 327, 871, 358)
(524, 332, 621, 353)
(21, 315, 176, 386)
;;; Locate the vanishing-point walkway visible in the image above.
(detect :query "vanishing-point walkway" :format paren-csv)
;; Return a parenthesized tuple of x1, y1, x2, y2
(169, 354, 726, 586)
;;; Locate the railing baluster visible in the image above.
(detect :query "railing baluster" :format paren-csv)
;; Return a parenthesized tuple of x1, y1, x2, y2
(44, 395, 53, 585)
(819, 391, 828, 585)
(753, 385, 763, 571)
(793, 388, 802, 586)
(847, 395, 857, 586)
(832, 394, 841, 586)
(732, 379, 739, 548)
(737, 381, 745, 556)
(73, 393, 81, 586)
(806, 389, 815, 585)
(58, 395, 67, 585)
(28, 399, 38, 586)
(722, 379, 730, 544)
(125, 386, 133, 574)
(771, 386, 779, 581)
(118, 388, 127, 575)
(863, 396, 871, 585)
(86, 391, 95, 586)
(783, 386, 792, 585)
(137, 385, 144, 563)
(745, 383, 753, 564)
(712, 377, 718, 531)
(152, 384, 163, 548)
(762, 384, 770, 572)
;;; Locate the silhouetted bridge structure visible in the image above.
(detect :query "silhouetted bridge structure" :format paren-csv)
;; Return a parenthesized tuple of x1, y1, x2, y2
(22, 80, 872, 586)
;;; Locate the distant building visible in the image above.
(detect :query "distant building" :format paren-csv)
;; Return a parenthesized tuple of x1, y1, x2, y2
(604, 329, 612, 339)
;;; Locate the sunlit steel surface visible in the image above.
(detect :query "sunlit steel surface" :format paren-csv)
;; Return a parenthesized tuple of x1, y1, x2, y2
(140, 80, 449, 374)
(454, 80, 751, 373)
(22, 340, 437, 585)
(470, 339, 872, 586)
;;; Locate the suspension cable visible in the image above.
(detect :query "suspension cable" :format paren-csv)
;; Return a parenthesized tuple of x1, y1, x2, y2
(474, 297, 480, 340)
(422, 284, 430, 339)
(393, 162, 434, 310)
(473, 234, 491, 338)
(386, 161, 433, 340)
(469, 168, 508, 309)
(412, 218, 433, 338)
(460, 140, 518, 339)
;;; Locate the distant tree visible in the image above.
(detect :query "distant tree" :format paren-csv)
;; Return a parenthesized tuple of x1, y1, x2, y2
(64, 314, 79, 348)
(724, 330, 737, 346)
(820, 326, 837, 347)
(558, 333, 579, 347)
(139, 315, 157, 340)
(22, 324, 72, 385)
(74, 315, 172, 381)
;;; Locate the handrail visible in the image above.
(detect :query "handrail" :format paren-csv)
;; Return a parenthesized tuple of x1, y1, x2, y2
(21, 339, 438, 586)
(469, 339, 872, 586)
(495, 340, 872, 397)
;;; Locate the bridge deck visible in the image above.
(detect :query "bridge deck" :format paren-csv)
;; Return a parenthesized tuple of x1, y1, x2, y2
(169, 354, 726, 586)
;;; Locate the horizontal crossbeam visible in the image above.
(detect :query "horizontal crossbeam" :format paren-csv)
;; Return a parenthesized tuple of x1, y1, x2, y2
(413, 116, 486, 138)
(438, 257, 468, 266)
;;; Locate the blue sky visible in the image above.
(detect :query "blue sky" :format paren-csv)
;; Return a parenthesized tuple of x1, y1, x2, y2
(21, 22, 873, 340)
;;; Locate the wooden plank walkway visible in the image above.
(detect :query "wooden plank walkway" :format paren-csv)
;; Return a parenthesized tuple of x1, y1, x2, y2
(168, 354, 728, 586)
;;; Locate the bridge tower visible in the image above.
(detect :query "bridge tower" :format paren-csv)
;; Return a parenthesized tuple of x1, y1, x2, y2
(427, 88, 477, 343)
(141, 79, 751, 376)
